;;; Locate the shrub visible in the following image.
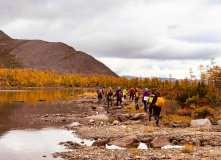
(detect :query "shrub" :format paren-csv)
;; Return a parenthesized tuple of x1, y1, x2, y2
(186, 95, 199, 106)
(205, 93, 221, 108)
(194, 106, 213, 118)
(163, 99, 180, 115)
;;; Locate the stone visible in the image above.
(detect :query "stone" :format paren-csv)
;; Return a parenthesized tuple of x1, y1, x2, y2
(118, 114, 130, 122)
(190, 119, 211, 127)
(112, 120, 119, 125)
(96, 107, 105, 112)
(84, 114, 108, 122)
(130, 113, 147, 120)
(140, 137, 153, 144)
(150, 137, 171, 148)
(108, 135, 140, 148)
(92, 139, 109, 146)
(217, 120, 221, 126)
(11, 100, 24, 103)
(89, 119, 95, 123)
(169, 121, 189, 128)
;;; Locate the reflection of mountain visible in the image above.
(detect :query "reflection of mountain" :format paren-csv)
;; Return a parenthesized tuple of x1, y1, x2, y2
(0, 30, 118, 77)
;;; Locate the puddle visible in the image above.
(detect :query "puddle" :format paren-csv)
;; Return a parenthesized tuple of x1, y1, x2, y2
(0, 128, 94, 160)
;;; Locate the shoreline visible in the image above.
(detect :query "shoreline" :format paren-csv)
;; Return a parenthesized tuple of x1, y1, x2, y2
(32, 94, 221, 160)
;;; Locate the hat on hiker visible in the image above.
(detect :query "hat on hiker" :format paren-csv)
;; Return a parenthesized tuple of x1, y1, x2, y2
(145, 88, 148, 91)
(118, 87, 120, 90)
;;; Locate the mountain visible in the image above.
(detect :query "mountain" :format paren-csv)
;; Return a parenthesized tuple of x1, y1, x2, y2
(123, 75, 183, 81)
(0, 30, 118, 77)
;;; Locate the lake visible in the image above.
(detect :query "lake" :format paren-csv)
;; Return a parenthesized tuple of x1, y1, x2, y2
(0, 89, 93, 160)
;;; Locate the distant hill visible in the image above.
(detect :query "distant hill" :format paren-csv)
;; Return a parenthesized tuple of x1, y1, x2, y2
(0, 30, 118, 77)
(123, 75, 182, 81)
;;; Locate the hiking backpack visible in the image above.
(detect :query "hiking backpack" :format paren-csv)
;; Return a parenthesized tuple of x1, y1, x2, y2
(98, 89, 102, 94)
(155, 97, 164, 107)
(108, 90, 113, 96)
(118, 91, 122, 98)
(135, 91, 139, 98)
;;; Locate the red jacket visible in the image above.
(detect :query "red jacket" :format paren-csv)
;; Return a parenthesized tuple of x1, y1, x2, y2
(129, 88, 135, 95)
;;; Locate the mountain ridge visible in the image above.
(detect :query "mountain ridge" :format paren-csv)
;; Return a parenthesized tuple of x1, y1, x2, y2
(0, 30, 118, 77)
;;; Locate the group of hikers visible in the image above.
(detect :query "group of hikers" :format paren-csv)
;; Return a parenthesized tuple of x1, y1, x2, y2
(97, 87, 164, 126)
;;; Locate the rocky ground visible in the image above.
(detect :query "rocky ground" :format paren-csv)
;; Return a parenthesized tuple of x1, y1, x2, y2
(34, 94, 221, 160)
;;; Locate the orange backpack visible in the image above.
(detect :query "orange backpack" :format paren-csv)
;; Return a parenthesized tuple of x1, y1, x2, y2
(98, 89, 102, 94)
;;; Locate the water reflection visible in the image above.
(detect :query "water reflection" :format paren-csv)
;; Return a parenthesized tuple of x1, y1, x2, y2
(0, 89, 83, 106)
(0, 128, 94, 160)
(0, 89, 95, 160)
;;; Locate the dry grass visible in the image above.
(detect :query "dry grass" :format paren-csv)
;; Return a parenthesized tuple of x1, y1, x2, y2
(83, 92, 97, 96)
(182, 145, 194, 153)
(123, 105, 144, 113)
(161, 114, 192, 124)
(145, 126, 155, 132)
(131, 148, 141, 155)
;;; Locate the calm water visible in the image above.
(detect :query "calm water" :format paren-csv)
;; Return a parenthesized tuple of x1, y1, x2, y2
(0, 89, 93, 160)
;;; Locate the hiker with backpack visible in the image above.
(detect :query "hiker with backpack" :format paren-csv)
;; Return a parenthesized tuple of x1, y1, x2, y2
(142, 88, 150, 113)
(148, 92, 154, 121)
(134, 87, 140, 110)
(97, 87, 104, 104)
(152, 91, 164, 126)
(115, 87, 123, 106)
(106, 87, 114, 113)
(129, 87, 135, 100)
(122, 87, 128, 100)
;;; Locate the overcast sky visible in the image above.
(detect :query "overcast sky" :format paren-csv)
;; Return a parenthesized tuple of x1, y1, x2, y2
(1, 0, 221, 79)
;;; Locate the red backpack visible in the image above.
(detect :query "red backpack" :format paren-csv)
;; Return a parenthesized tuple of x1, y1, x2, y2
(118, 91, 122, 98)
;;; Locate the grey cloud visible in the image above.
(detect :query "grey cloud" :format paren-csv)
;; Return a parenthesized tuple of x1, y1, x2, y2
(1, 0, 221, 62)
(176, 32, 221, 43)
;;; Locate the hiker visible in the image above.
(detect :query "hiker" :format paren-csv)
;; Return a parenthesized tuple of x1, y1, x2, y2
(122, 87, 128, 100)
(115, 87, 123, 106)
(148, 92, 155, 121)
(129, 87, 135, 100)
(152, 91, 162, 126)
(142, 88, 150, 113)
(134, 87, 140, 110)
(106, 87, 114, 113)
(97, 87, 104, 104)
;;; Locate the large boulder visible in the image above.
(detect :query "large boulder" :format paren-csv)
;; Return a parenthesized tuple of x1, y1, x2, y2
(118, 114, 130, 122)
(130, 113, 147, 120)
(96, 107, 106, 113)
(150, 137, 171, 148)
(108, 135, 140, 148)
(140, 137, 153, 144)
(92, 139, 109, 146)
(217, 120, 221, 126)
(84, 114, 108, 122)
(190, 119, 211, 127)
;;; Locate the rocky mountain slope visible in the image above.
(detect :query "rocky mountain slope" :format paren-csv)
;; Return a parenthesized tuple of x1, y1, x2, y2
(0, 30, 118, 77)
